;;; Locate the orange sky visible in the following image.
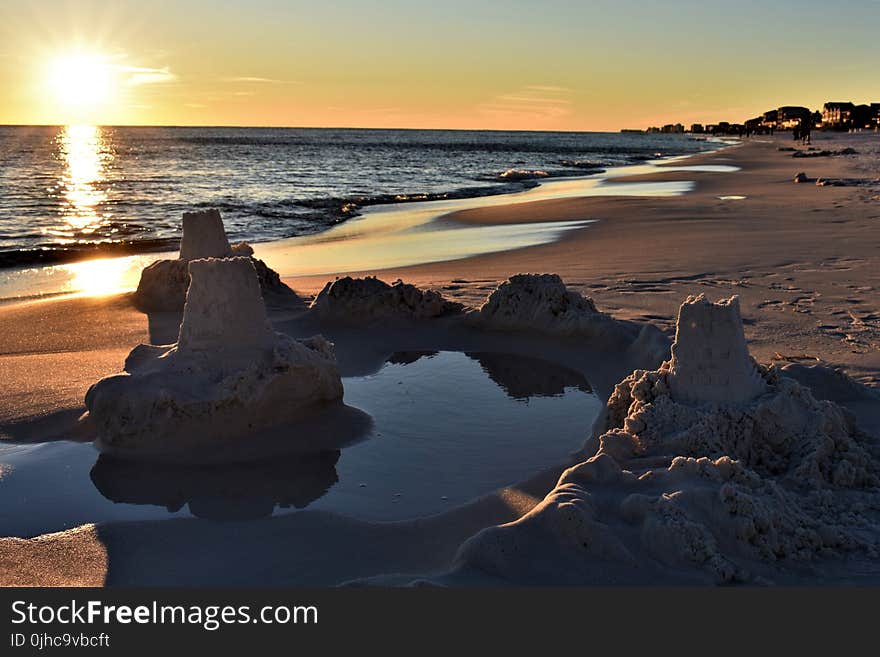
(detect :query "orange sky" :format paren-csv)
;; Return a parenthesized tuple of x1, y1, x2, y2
(1, 0, 878, 131)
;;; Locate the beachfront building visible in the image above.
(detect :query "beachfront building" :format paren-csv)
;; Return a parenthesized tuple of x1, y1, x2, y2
(852, 105, 876, 130)
(744, 117, 763, 134)
(690, 123, 705, 134)
(777, 106, 811, 130)
(822, 102, 855, 129)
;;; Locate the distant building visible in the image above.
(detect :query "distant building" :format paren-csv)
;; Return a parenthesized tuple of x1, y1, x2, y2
(777, 106, 811, 130)
(822, 102, 855, 128)
(761, 109, 778, 129)
(690, 123, 705, 134)
(744, 117, 762, 132)
(852, 104, 874, 130)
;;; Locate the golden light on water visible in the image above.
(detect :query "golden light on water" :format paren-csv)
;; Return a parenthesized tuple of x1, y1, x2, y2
(55, 124, 111, 233)
(61, 256, 151, 297)
(48, 125, 144, 298)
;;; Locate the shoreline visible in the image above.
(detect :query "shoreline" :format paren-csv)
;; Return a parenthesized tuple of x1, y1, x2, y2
(0, 141, 729, 303)
(282, 133, 880, 385)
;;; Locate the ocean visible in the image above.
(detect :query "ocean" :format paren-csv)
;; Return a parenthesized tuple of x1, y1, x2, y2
(0, 125, 716, 269)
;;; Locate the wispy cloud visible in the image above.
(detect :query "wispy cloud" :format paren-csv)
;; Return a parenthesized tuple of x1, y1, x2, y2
(524, 85, 571, 93)
(117, 65, 177, 86)
(222, 76, 298, 84)
(477, 85, 574, 122)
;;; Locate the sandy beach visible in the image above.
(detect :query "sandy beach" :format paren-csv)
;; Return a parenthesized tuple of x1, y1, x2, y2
(2, 132, 879, 586)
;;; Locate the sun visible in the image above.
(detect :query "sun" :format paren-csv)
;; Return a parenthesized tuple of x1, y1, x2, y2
(48, 53, 115, 110)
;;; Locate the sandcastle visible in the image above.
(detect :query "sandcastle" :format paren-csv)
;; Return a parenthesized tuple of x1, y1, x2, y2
(310, 276, 463, 323)
(86, 257, 343, 461)
(667, 295, 766, 404)
(448, 294, 879, 586)
(133, 209, 292, 312)
(470, 274, 670, 363)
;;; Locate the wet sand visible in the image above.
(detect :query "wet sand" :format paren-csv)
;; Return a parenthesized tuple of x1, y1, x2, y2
(285, 134, 880, 385)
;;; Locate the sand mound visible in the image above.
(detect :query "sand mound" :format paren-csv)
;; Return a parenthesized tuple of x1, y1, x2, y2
(133, 209, 292, 312)
(471, 274, 670, 362)
(451, 295, 880, 585)
(780, 363, 880, 403)
(310, 276, 463, 323)
(86, 257, 343, 461)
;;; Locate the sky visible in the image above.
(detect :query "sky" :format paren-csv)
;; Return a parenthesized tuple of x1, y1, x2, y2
(0, 0, 878, 131)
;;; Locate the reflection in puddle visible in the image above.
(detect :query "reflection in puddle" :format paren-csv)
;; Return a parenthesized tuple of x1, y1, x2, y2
(90, 451, 340, 521)
(0, 351, 601, 535)
(312, 351, 601, 520)
(466, 351, 592, 400)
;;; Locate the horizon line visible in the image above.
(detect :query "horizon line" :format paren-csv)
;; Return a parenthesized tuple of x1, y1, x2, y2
(0, 122, 637, 134)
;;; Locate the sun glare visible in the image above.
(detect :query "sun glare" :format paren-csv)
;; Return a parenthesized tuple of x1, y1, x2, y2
(63, 257, 146, 297)
(48, 53, 114, 110)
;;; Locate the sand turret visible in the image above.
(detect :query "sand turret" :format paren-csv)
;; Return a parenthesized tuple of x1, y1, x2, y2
(667, 294, 766, 404)
(177, 257, 274, 353)
(178, 209, 233, 260)
(133, 209, 294, 312)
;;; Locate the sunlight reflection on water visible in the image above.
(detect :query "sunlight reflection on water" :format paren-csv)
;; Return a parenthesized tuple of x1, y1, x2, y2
(55, 125, 112, 235)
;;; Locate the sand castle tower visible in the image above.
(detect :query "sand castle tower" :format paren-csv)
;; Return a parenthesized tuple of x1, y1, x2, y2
(176, 257, 275, 353)
(667, 295, 766, 404)
(87, 257, 342, 460)
(178, 209, 233, 260)
(133, 208, 292, 312)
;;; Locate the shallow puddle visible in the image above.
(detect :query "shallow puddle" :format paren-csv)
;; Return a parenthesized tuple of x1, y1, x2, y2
(0, 351, 601, 535)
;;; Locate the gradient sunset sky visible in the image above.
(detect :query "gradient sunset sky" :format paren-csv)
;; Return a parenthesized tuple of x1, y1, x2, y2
(1, 0, 878, 130)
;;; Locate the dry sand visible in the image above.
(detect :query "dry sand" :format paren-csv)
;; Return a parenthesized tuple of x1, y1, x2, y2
(1, 133, 879, 586)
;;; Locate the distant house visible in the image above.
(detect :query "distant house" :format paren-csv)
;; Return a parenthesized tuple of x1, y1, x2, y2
(744, 117, 762, 132)
(777, 106, 811, 130)
(872, 104, 880, 130)
(822, 102, 855, 128)
(761, 109, 778, 129)
(852, 104, 874, 130)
